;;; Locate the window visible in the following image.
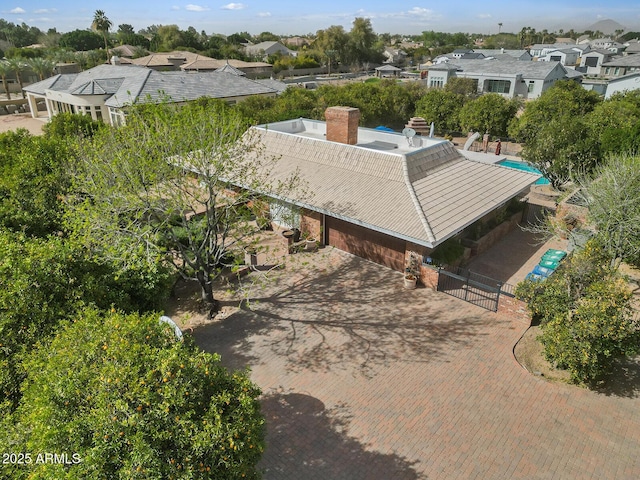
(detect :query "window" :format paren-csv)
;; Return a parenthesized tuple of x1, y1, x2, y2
(614, 67, 621, 76)
(486, 80, 511, 94)
(550, 56, 561, 62)
(585, 57, 599, 68)
(429, 77, 444, 88)
(528, 81, 535, 93)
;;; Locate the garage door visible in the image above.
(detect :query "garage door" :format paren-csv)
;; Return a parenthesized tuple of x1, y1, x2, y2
(326, 217, 406, 271)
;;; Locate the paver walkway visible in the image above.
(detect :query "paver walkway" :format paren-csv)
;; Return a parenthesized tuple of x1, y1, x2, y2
(193, 248, 640, 480)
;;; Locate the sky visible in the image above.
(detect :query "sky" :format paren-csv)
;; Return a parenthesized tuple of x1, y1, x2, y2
(3, 1, 640, 36)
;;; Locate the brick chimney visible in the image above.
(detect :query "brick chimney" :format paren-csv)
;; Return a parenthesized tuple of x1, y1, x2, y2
(325, 106, 360, 145)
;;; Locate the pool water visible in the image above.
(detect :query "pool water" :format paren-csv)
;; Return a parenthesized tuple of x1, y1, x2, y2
(497, 159, 550, 185)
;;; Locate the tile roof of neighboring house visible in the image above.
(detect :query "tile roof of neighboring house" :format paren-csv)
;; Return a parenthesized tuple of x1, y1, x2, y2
(442, 58, 567, 80)
(564, 68, 584, 79)
(477, 49, 531, 58)
(129, 51, 212, 67)
(602, 55, 640, 67)
(110, 44, 143, 58)
(247, 119, 538, 247)
(23, 64, 279, 108)
(244, 41, 291, 55)
(181, 58, 271, 71)
(215, 62, 246, 76)
(376, 64, 402, 71)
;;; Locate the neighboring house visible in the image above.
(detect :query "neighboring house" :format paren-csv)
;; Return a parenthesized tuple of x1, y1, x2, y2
(529, 43, 571, 58)
(538, 49, 580, 67)
(578, 49, 615, 75)
(452, 49, 473, 59)
(283, 36, 309, 48)
(244, 41, 295, 60)
(590, 38, 616, 50)
(128, 51, 211, 71)
(109, 44, 144, 58)
(383, 47, 408, 64)
(375, 65, 402, 77)
(424, 63, 458, 88)
(426, 59, 568, 99)
(460, 53, 486, 60)
(22, 64, 280, 126)
(623, 40, 640, 55)
(605, 72, 640, 98)
(180, 58, 273, 78)
(240, 107, 538, 271)
(601, 55, 640, 78)
(477, 49, 532, 61)
(577, 35, 591, 45)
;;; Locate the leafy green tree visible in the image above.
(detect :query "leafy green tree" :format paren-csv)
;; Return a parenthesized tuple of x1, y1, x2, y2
(59, 29, 104, 51)
(587, 91, 640, 156)
(458, 93, 519, 137)
(579, 153, 640, 267)
(516, 242, 640, 384)
(510, 80, 602, 188)
(0, 129, 70, 236)
(444, 77, 478, 97)
(313, 25, 350, 67)
(1, 308, 265, 480)
(91, 9, 113, 61)
(69, 100, 303, 309)
(346, 17, 384, 66)
(414, 89, 465, 134)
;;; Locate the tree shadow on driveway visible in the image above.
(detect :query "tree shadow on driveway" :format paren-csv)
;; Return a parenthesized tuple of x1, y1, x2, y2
(193, 250, 499, 377)
(258, 391, 421, 480)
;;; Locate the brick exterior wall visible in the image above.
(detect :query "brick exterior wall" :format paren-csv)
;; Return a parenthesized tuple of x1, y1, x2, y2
(326, 216, 405, 271)
(300, 210, 323, 242)
(497, 295, 531, 324)
(325, 106, 360, 145)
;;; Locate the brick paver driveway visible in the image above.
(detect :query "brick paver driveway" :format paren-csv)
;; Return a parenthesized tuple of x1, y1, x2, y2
(193, 248, 640, 480)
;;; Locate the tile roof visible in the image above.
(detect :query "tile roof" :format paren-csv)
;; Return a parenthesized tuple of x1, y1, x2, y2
(602, 55, 640, 67)
(442, 58, 567, 80)
(247, 120, 539, 247)
(23, 64, 279, 107)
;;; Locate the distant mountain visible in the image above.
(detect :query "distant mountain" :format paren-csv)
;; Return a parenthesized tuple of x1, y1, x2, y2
(586, 19, 627, 35)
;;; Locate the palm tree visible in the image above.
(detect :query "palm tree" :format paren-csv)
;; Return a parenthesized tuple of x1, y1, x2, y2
(27, 58, 56, 81)
(5, 58, 27, 99)
(0, 61, 12, 100)
(92, 10, 113, 62)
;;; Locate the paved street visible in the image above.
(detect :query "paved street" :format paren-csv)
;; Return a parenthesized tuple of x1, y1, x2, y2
(193, 248, 640, 480)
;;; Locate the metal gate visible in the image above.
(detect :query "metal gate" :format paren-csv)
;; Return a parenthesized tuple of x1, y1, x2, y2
(437, 266, 503, 312)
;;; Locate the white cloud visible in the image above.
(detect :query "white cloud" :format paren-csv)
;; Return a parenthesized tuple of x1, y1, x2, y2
(171, 5, 180, 10)
(34, 8, 57, 13)
(408, 7, 430, 16)
(10, 7, 26, 14)
(477, 13, 492, 19)
(221, 3, 247, 10)
(186, 4, 209, 11)
(257, 12, 271, 17)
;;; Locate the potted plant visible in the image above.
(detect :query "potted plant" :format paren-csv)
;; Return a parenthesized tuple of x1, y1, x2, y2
(304, 237, 317, 251)
(404, 273, 417, 289)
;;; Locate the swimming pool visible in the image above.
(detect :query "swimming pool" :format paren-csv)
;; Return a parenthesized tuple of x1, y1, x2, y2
(497, 159, 550, 185)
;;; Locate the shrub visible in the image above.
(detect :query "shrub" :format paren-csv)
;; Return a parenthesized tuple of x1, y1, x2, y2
(1, 308, 265, 480)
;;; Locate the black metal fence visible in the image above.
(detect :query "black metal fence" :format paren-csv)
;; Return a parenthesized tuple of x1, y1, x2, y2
(437, 265, 516, 312)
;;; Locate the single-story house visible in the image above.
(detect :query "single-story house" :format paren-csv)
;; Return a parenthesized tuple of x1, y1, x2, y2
(22, 64, 281, 126)
(243, 106, 539, 271)
(375, 64, 402, 77)
(605, 72, 640, 98)
(601, 55, 640, 78)
(426, 59, 568, 99)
